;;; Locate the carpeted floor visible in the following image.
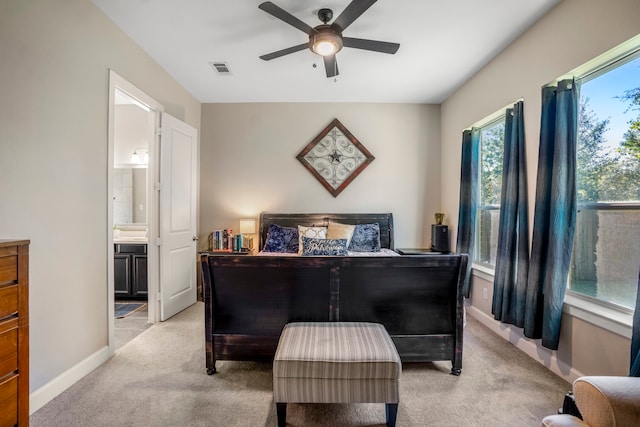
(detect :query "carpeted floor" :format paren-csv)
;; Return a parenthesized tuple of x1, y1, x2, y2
(31, 302, 570, 426)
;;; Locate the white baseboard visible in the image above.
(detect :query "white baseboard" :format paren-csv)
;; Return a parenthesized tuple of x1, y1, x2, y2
(29, 346, 110, 414)
(466, 305, 585, 383)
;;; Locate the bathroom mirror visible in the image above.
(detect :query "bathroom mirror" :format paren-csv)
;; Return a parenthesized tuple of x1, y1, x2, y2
(113, 166, 147, 225)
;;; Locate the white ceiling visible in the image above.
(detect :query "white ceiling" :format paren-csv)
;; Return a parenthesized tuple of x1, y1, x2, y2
(92, 0, 560, 104)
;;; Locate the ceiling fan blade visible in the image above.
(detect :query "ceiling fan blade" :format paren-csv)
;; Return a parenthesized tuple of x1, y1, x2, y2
(323, 55, 339, 78)
(342, 37, 400, 54)
(331, 0, 377, 32)
(259, 2, 316, 35)
(260, 43, 309, 61)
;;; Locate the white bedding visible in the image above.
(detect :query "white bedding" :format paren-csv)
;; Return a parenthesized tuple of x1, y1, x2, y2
(256, 248, 400, 257)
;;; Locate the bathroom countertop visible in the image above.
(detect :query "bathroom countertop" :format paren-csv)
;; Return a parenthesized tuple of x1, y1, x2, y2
(114, 237, 148, 244)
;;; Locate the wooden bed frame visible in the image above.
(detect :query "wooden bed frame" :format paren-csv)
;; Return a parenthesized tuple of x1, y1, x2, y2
(199, 213, 468, 375)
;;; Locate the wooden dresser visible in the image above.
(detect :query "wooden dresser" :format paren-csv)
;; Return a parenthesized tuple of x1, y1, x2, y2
(0, 240, 29, 427)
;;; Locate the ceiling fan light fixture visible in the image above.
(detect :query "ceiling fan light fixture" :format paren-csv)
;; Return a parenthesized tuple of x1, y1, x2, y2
(311, 31, 342, 56)
(258, 1, 399, 78)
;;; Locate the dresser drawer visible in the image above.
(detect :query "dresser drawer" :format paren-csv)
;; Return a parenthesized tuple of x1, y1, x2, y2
(0, 252, 18, 285)
(0, 374, 18, 427)
(0, 328, 17, 379)
(0, 286, 18, 320)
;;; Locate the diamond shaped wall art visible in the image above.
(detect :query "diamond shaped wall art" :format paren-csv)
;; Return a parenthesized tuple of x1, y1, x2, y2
(297, 119, 375, 197)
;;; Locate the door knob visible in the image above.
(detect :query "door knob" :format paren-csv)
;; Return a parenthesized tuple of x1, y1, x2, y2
(192, 236, 199, 241)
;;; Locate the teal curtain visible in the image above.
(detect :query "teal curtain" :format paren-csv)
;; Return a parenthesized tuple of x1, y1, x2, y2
(524, 79, 578, 350)
(492, 101, 530, 326)
(631, 271, 640, 376)
(456, 128, 480, 297)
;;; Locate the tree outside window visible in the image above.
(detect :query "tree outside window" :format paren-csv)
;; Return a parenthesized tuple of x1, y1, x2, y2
(476, 119, 505, 266)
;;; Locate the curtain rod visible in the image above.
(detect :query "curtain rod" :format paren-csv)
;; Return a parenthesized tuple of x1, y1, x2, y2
(464, 97, 525, 131)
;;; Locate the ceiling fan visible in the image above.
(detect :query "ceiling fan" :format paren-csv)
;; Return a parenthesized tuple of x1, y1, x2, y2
(258, 0, 400, 78)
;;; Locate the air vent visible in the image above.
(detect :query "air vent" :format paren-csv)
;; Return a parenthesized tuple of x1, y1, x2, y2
(210, 62, 232, 75)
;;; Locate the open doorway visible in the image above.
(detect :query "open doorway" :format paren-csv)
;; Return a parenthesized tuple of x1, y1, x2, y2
(107, 71, 199, 354)
(112, 88, 152, 349)
(107, 71, 161, 355)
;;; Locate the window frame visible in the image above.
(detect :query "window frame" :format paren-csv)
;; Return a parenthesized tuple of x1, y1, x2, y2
(571, 50, 640, 310)
(561, 38, 640, 333)
(473, 114, 507, 270)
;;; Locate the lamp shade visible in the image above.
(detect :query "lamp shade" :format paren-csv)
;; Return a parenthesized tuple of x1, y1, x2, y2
(311, 30, 343, 56)
(239, 219, 256, 235)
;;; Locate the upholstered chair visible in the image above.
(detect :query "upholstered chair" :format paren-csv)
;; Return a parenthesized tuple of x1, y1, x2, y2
(542, 376, 640, 427)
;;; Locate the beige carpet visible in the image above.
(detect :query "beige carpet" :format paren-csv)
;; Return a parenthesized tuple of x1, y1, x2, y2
(31, 302, 569, 426)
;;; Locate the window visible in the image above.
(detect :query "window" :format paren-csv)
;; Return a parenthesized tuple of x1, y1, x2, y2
(475, 117, 505, 267)
(571, 51, 640, 310)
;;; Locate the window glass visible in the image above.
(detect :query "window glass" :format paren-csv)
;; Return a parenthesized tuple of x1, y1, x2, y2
(476, 118, 505, 266)
(571, 54, 640, 309)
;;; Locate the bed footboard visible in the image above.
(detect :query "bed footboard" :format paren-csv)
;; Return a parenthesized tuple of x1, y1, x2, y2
(200, 253, 467, 375)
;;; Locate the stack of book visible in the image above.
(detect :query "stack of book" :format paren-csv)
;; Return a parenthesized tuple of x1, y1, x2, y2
(209, 229, 232, 251)
(208, 229, 247, 252)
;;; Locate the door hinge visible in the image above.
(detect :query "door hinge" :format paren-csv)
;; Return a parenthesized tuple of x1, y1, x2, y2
(156, 127, 164, 136)
(155, 182, 161, 191)
(156, 237, 162, 246)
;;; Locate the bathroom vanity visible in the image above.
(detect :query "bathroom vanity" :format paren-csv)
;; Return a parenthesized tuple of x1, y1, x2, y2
(114, 242, 147, 300)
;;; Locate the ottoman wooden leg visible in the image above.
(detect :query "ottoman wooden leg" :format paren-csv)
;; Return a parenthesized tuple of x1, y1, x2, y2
(386, 403, 398, 427)
(276, 402, 286, 427)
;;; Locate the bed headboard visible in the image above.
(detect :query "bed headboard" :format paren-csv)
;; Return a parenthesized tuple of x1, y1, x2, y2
(258, 212, 394, 250)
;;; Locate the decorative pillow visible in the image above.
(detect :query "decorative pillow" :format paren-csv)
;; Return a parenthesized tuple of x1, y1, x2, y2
(327, 222, 356, 248)
(301, 237, 348, 256)
(262, 224, 299, 253)
(297, 225, 327, 254)
(349, 223, 381, 252)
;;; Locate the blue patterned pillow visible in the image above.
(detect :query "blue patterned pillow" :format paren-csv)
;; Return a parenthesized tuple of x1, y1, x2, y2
(263, 224, 299, 253)
(348, 223, 381, 252)
(301, 237, 348, 256)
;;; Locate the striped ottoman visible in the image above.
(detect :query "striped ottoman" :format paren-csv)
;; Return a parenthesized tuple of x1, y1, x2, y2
(273, 322, 401, 427)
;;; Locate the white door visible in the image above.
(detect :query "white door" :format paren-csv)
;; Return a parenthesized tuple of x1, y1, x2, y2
(159, 113, 198, 321)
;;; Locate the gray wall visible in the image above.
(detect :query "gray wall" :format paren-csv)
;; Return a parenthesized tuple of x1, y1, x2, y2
(0, 0, 200, 395)
(441, 0, 640, 377)
(199, 103, 441, 249)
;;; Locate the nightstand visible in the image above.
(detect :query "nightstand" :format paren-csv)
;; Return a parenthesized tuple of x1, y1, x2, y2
(396, 248, 448, 255)
(208, 250, 253, 255)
